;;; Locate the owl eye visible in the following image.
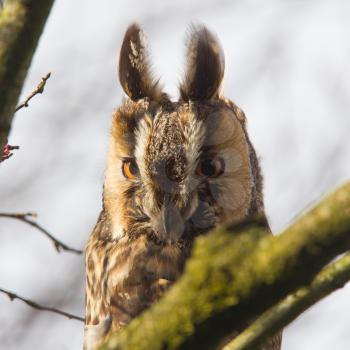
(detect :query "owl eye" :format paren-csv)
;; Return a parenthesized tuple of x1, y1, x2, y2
(196, 157, 225, 178)
(122, 160, 138, 179)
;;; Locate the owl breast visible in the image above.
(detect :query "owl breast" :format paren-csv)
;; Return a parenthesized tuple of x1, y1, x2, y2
(85, 224, 191, 332)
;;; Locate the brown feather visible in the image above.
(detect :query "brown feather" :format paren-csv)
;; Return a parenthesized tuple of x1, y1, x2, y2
(180, 24, 225, 101)
(119, 23, 163, 101)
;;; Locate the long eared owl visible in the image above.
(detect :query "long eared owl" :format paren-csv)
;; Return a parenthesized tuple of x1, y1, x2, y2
(84, 23, 282, 350)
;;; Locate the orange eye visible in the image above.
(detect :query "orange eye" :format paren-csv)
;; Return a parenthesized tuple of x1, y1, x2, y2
(122, 160, 138, 179)
(196, 157, 225, 178)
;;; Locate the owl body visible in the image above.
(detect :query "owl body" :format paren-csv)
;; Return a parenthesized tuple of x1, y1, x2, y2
(85, 24, 281, 350)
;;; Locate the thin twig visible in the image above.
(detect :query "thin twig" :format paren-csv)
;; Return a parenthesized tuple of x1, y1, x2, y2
(15, 72, 51, 112)
(0, 287, 84, 322)
(1, 144, 19, 161)
(223, 252, 350, 350)
(0, 212, 83, 254)
(1, 73, 52, 162)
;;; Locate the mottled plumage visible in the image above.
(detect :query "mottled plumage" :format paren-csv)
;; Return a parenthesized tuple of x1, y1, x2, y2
(84, 23, 281, 350)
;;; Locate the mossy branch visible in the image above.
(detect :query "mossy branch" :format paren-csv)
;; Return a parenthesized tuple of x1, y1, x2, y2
(0, 0, 55, 150)
(100, 182, 350, 350)
(223, 252, 350, 350)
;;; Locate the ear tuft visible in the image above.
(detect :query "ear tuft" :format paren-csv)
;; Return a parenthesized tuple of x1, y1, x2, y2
(119, 23, 163, 101)
(180, 25, 225, 101)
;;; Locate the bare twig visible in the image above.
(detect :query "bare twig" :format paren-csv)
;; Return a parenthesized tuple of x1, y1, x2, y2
(1, 72, 51, 163)
(0, 287, 84, 322)
(0, 212, 83, 254)
(15, 72, 51, 112)
(1, 144, 19, 161)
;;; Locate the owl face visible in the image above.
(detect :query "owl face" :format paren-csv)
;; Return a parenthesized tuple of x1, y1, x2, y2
(103, 24, 256, 244)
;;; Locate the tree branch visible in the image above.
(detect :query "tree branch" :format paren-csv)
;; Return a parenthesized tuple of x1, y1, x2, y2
(223, 252, 350, 350)
(0, 212, 83, 254)
(100, 181, 350, 350)
(15, 72, 51, 112)
(0, 0, 55, 151)
(0, 287, 84, 322)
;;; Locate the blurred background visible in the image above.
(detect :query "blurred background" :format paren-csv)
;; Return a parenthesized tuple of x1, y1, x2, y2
(1, 0, 350, 348)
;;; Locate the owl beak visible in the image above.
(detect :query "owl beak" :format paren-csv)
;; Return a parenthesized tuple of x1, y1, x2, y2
(159, 203, 185, 243)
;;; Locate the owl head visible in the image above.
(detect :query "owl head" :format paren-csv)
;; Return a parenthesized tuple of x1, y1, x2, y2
(103, 24, 263, 244)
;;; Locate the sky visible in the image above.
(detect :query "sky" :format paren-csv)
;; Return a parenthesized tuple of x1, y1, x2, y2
(0, 0, 350, 349)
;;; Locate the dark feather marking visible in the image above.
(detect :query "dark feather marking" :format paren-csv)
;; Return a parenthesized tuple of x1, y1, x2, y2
(180, 25, 225, 101)
(119, 23, 163, 101)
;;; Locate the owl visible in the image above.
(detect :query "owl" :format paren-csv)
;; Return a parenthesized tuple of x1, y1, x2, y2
(84, 24, 282, 350)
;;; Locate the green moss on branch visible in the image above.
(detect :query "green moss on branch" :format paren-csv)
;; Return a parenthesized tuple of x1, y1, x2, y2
(223, 252, 350, 350)
(100, 182, 350, 350)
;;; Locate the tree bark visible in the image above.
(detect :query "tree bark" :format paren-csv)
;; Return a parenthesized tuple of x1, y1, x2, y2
(0, 0, 55, 150)
(100, 182, 350, 350)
